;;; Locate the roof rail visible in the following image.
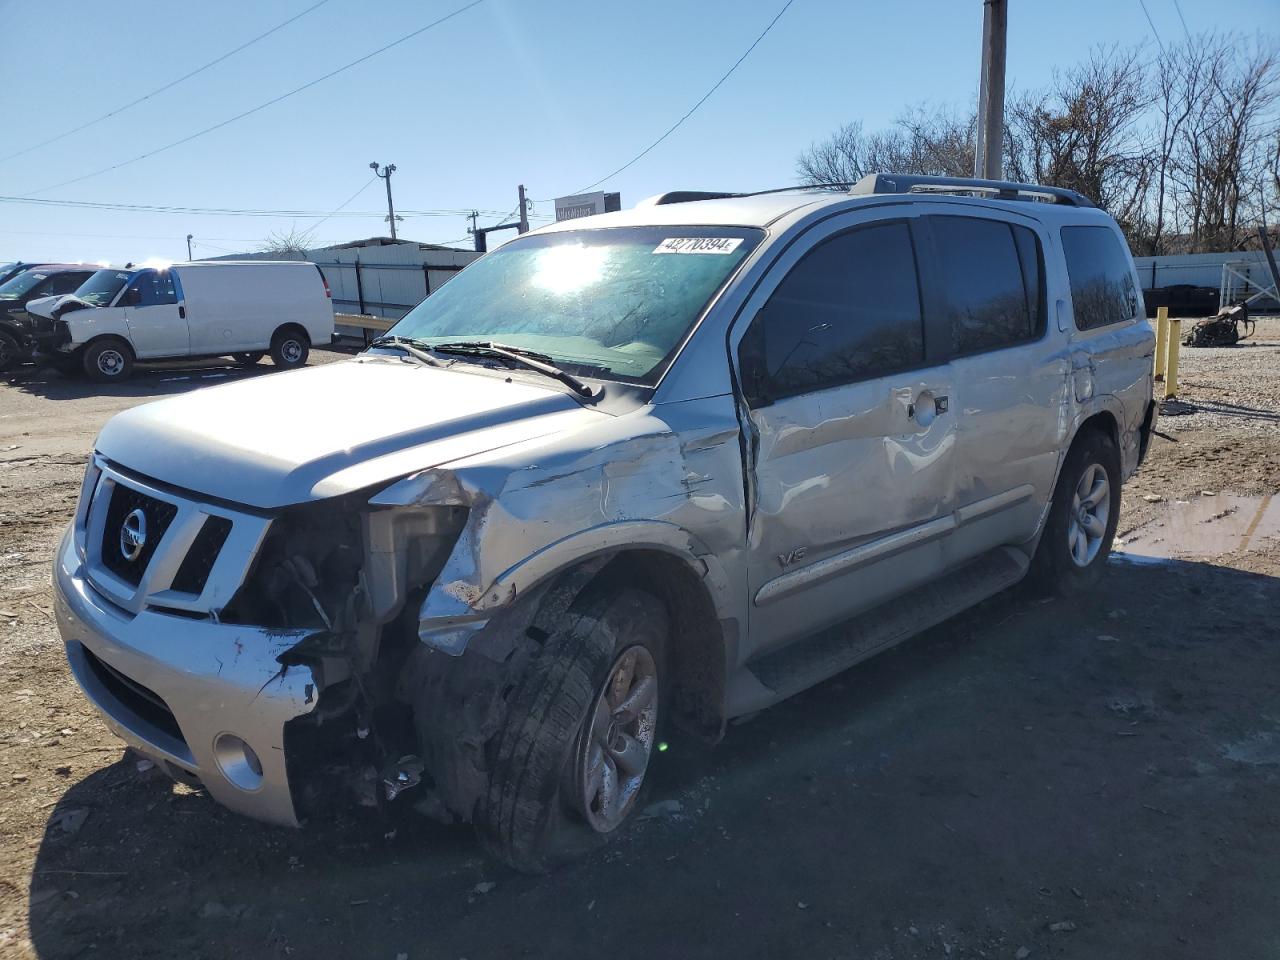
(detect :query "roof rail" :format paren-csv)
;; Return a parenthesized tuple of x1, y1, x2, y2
(637, 190, 747, 207)
(850, 173, 1095, 208)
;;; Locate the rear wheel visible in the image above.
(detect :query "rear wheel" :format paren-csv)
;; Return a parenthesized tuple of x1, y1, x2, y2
(270, 329, 309, 369)
(0, 331, 19, 373)
(476, 584, 667, 873)
(233, 351, 265, 367)
(83, 337, 134, 383)
(1029, 428, 1121, 596)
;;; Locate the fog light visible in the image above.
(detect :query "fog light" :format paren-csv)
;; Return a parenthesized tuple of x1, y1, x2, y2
(213, 733, 264, 791)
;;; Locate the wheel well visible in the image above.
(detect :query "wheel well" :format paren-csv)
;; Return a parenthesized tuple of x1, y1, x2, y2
(83, 334, 135, 359)
(272, 322, 308, 343)
(1075, 410, 1118, 451)
(602, 550, 727, 743)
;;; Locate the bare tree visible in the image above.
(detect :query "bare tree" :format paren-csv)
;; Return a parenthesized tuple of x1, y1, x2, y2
(260, 226, 316, 259)
(796, 106, 975, 187)
(1005, 46, 1153, 222)
(798, 34, 1280, 256)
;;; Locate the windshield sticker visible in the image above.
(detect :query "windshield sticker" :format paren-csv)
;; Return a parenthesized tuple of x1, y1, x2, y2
(653, 237, 743, 255)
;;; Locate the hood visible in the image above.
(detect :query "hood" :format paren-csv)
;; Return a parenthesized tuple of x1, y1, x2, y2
(96, 358, 600, 508)
(25, 294, 72, 320)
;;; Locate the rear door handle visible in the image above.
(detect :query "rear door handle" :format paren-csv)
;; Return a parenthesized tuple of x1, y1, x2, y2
(908, 391, 950, 425)
(178, 305, 186, 319)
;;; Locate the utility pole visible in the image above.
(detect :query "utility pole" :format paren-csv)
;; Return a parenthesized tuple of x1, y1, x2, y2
(185, 234, 193, 260)
(973, 0, 1007, 181)
(370, 161, 398, 240)
(518, 184, 529, 234)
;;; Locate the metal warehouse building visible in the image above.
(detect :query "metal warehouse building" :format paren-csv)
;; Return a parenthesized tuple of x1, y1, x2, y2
(211, 236, 481, 335)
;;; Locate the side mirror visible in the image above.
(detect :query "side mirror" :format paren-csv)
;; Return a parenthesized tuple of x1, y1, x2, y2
(124, 288, 142, 306)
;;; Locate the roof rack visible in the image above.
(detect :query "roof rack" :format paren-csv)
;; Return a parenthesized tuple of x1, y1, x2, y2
(639, 190, 748, 207)
(850, 173, 1095, 208)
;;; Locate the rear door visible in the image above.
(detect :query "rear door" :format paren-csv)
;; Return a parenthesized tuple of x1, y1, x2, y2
(918, 210, 1070, 563)
(122, 269, 189, 358)
(1060, 224, 1152, 469)
(733, 210, 958, 655)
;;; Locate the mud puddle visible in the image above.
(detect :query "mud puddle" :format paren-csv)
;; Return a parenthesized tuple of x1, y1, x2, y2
(1116, 493, 1280, 561)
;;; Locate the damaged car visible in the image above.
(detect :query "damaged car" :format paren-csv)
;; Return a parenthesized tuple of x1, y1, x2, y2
(54, 174, 1155, 871)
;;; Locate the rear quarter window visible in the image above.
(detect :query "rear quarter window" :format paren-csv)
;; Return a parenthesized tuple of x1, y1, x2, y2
(1061, 225, 1139, 330)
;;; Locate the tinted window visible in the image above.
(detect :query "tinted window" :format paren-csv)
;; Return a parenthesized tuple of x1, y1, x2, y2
(126, 269, 178, 307)
(1061, 226, 1138, 329)
(742, 221, 925, 401)
(47, 272, 90, 295)
(931, 216, 1043, 354)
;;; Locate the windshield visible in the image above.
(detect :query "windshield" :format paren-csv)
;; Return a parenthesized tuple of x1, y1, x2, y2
(75, 269, 132, 306)
(385, 226, 761, 384)
(0, 270, 49, 300)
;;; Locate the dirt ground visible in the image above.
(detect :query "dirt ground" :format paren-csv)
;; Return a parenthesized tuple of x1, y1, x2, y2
(1, 325, 1278, 960)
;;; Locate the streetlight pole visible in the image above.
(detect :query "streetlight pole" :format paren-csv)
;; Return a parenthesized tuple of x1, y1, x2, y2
(974, 0, 1007, 181)
(186, 234, 193, 260)
(370, 161, 398, 240)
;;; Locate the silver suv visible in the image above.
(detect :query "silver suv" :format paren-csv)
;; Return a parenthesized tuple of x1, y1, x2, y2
(53, 174, 1155, 871)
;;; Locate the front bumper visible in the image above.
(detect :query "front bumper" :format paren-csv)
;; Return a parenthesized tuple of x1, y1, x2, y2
(52, 526, 318, 826)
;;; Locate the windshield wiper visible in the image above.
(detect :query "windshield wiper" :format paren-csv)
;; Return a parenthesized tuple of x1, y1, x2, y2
(368, 335, 446, 368)
(428, 341, 597, 399)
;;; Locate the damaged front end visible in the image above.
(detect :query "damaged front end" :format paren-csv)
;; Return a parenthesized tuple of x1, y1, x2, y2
(220, 491, 471, 819)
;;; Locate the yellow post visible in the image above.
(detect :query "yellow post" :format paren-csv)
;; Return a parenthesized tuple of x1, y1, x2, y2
(1153, 306, 1169, 382)
(1164, 318, 1181, 399)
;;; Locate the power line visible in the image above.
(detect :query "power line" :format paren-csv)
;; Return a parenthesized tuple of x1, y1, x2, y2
(0, 194, 501, 219)
(1137, 0, 1166, 53)
(557, 0, 796, 196)
(0, 0, 333, 166)
(1170, 0, 1193, 42)
(309, 177, 377, 232)
(25, 0, 486, 196)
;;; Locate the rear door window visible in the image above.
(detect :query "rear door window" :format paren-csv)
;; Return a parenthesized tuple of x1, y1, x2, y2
(1061, 225, 1139, 330)
(929, 216, 1044, 355)
(741, 220, 926, 402)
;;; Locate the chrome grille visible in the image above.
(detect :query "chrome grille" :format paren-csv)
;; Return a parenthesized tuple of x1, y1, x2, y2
(80, 457, 272, 616)
(99, 484, 178, 585)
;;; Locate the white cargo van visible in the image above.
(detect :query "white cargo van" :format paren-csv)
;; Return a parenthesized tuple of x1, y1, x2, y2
(30, 260, 334, 382)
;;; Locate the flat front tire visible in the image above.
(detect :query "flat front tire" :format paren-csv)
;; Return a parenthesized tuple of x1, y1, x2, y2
(1029, 428, 1121, 596)
(476, 584, 667, 873)
(82, 338, 134, 383)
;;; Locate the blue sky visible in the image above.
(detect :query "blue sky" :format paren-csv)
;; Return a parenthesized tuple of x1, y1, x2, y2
(1, 0, 1275, 265)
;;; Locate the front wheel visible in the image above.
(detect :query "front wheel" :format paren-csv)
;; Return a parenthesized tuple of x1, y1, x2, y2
(0, 331, 19, 373)
(476, 584, 667, 873)
(269, 329, 309, 369)
(1029, 428, 1121, 596)
(82, 338, 135, 383)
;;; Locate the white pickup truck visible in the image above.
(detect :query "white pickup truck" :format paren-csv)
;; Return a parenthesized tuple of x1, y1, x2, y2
(28, 260, 334, 381)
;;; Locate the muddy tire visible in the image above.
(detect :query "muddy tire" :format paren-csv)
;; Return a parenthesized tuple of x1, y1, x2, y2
(269, 328, 309, 369)
(82, 337, 134, 383)
(1029, 427, 1121, 597)
(233, 351, 265, 367)
(0, 331, 19, 373)
(476, 583, 667, 873)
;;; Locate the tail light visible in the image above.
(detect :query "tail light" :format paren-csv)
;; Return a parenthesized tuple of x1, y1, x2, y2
(322, 276, 332, 298)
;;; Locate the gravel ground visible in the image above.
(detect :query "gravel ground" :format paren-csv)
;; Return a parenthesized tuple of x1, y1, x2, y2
(0, 326, 1278, 960)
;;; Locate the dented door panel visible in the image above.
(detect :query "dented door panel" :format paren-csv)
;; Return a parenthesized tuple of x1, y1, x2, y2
(743, 370, 957, 655)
